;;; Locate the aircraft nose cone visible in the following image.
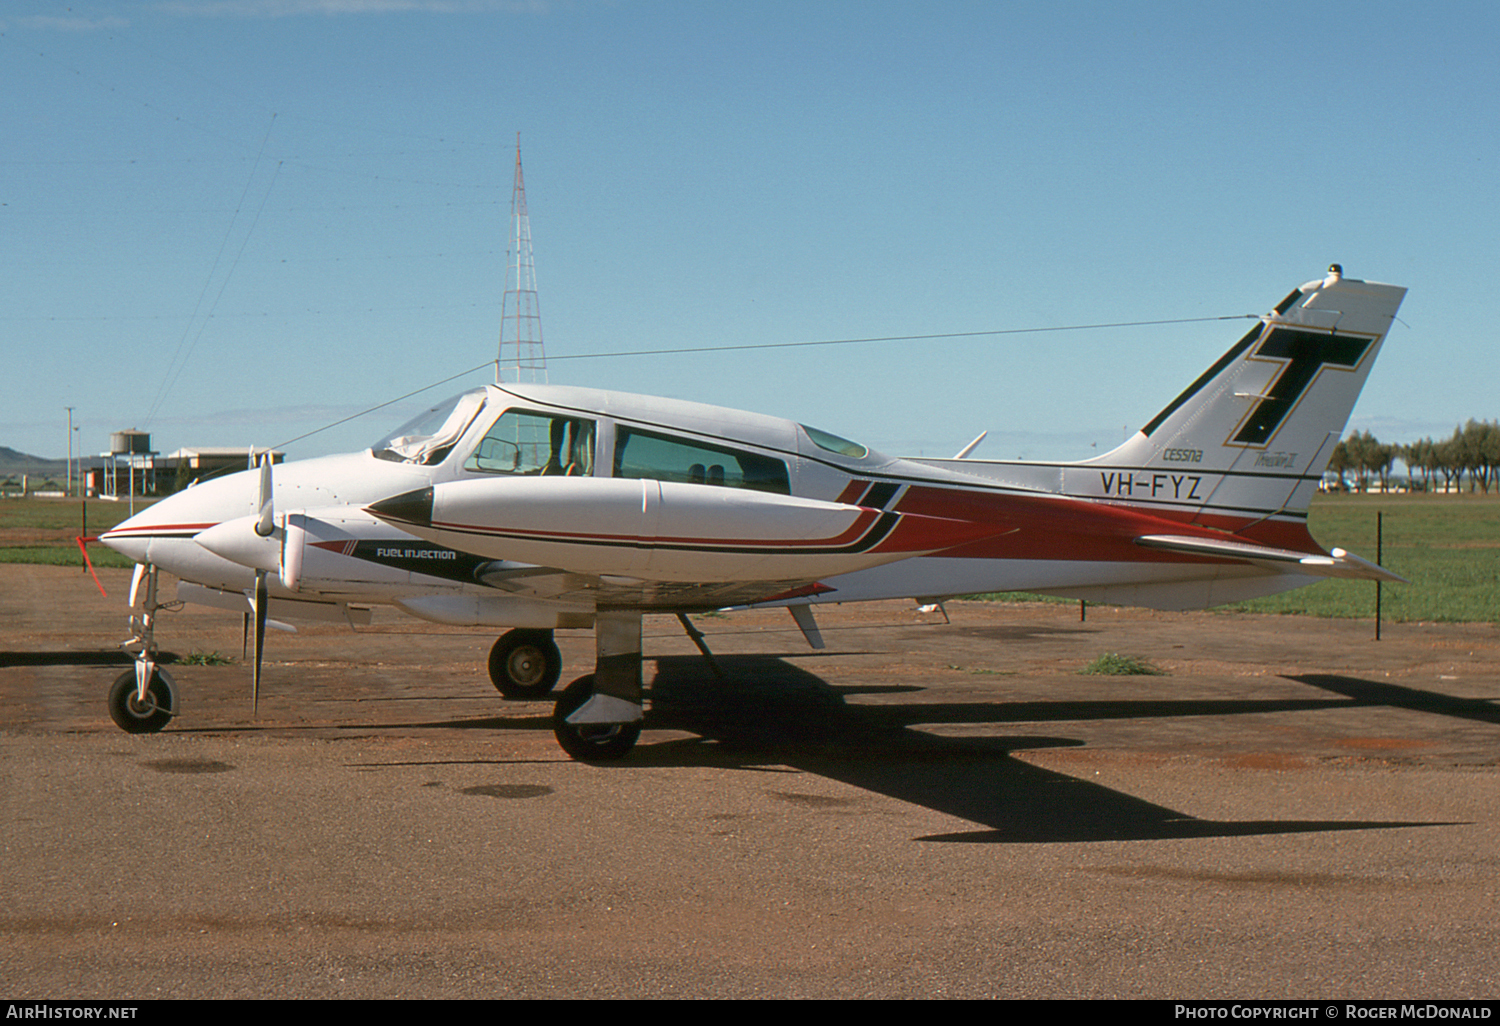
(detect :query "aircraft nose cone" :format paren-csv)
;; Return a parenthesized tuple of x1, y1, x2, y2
(99, 518, 151, 563)
(366, 486, 434, 527)
(98, 502, 178, 563)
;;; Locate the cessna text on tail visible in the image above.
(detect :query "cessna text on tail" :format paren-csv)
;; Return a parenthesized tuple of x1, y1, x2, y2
(100, 265, 1406, 760)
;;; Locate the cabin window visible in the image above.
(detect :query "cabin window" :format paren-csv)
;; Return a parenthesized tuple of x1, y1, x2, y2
(613, 427, 790, 495)
(464, 409, 595, 477)
(801, 424, 868, 459)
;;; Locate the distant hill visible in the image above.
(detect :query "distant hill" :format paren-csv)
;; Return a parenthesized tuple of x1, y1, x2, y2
(0, 447, 59, 471)
(0, 447, 103, 476)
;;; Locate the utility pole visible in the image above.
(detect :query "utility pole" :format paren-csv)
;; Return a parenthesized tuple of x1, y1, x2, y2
(496, 134, 547, 384)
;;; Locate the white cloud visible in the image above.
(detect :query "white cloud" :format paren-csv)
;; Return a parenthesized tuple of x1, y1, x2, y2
(10, 14, 131, 31)
(150, 0, 548, 17)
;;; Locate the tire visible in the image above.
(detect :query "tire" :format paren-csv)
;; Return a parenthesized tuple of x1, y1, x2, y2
(552, 675, 641, 762)
(107, 669, 175, 734)
(488, 629, 562, 699)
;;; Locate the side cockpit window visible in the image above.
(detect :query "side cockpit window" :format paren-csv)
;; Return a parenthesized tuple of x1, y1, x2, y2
(613, 427, 789, 494)
(464, 409, 595, 477)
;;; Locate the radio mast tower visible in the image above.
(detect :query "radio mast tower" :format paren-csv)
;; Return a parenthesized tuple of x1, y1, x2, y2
(497, 136, 547, 383)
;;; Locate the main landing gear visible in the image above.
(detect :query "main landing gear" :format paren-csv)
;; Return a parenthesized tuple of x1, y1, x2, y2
(482, 621, 644, 761)
(516, 608, 789, 762)
(487, 628, 562, 698)
(108, 564, 179, 734)
(550, 610, 646, 763)
(552, 674, 642, 761)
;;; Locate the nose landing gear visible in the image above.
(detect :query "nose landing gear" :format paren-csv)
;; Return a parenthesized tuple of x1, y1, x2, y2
(107, 667, 177, 734)
(108, 564, 179, 734)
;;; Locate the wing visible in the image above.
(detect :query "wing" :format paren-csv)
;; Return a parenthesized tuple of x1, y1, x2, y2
(473, 559, 829, 610)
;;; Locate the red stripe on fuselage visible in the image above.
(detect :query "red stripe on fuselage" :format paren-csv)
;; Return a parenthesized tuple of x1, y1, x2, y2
(835, 480, 870, 505)
(892, 485, 1322, 562)
(99, 522, 218, 538)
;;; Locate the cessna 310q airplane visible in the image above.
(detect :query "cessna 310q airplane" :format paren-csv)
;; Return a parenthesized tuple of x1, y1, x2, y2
(100, 265, 1406, 760)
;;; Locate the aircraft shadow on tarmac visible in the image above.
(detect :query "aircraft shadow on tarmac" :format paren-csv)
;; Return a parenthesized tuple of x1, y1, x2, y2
(1290, 674, 1500, 727)
(0, 649, 133, 667)
(120, 647, 1473, 845)
(393, 653, 1459, 845)
(636, 655, 1461, 844)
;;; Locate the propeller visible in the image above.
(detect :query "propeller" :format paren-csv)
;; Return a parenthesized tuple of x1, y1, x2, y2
(252, 568, 267, 716)
(250, 449, 273, 715)
(254, 450, 275, 539)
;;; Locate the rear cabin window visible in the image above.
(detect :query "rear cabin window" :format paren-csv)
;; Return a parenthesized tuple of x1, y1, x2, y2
(801, 424, 868, 459)
(464, 410, 595, 477)
(613, 427, 790, 495)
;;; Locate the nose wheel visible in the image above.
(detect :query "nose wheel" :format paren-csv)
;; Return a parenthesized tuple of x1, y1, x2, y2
(107, 668, 177, 734)
(107, 563, 179, 735)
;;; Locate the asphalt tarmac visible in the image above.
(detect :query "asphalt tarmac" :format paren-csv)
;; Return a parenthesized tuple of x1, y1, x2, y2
(2, 564, 1497, 999)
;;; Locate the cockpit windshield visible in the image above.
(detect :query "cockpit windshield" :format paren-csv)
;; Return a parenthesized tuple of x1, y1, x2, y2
(371, 389, 487, 465)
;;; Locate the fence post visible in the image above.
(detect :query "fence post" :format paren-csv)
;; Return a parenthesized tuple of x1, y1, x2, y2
(1375, 510, 1383, 641)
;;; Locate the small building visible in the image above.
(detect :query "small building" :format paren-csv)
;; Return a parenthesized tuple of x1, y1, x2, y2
(164, 448, 284, 488)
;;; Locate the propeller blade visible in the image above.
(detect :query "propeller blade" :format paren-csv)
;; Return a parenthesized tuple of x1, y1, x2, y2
(254, 451, 275, 538)
(252, 570, 268, 716)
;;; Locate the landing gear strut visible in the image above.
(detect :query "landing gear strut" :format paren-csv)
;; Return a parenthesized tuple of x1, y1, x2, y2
(488, 628, 562, 698)
(551, 611, 644, 762)
(110, 564, 178, 734)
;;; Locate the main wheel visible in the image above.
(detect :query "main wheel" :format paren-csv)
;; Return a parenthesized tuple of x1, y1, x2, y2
(107, 668, 176, 734)
(552, 675, 641, 762)
(488, 629, 562, 699)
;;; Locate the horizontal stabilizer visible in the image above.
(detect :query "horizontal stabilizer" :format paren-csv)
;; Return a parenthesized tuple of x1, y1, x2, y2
(1135, 534, 1407, 583)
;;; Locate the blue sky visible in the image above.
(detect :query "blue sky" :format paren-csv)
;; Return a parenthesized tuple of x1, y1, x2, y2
(4, 0, 1496, 464)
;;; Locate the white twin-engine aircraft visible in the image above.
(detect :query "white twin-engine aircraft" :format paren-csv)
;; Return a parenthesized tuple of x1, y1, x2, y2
(101, 266, 1407, 760)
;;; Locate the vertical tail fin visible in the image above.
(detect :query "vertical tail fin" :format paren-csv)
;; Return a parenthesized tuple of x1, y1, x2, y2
(1087, 266, 1406, 521)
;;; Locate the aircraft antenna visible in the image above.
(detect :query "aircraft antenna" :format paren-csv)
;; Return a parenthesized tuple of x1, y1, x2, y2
(497, 135, 547, 384)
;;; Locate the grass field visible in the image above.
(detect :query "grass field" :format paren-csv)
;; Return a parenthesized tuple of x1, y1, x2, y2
(1229, 492, 1500, 623)
(0, 495, 154, 569)
(3, 492, 1496, 621)
(973, 494, 1500, 623)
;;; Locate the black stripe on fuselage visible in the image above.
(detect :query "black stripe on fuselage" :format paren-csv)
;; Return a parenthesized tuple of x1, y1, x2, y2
(424, 510, 902, 558)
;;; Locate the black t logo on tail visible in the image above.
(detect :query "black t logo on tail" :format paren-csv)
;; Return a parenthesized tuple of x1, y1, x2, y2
(1233, 329, 1372, 445)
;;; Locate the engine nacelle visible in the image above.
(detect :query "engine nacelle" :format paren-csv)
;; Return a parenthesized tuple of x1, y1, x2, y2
(368, 476, 1001, 584)
(280, 508, 488, 596)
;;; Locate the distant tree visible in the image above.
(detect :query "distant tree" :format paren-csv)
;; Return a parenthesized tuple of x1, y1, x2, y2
(1465, 419, 1500, 493)
(1325, 421, 1500, 497)
(1376, 440, 1398, 492)
(1436, 432, 1465, 493)
(1327, 440, 1352, 490)
(1403, 439, 1441, 492)
(1450, 423, 1483, 493)
(172, 458, 193, 495)
(1342, 430, 1389, 491)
